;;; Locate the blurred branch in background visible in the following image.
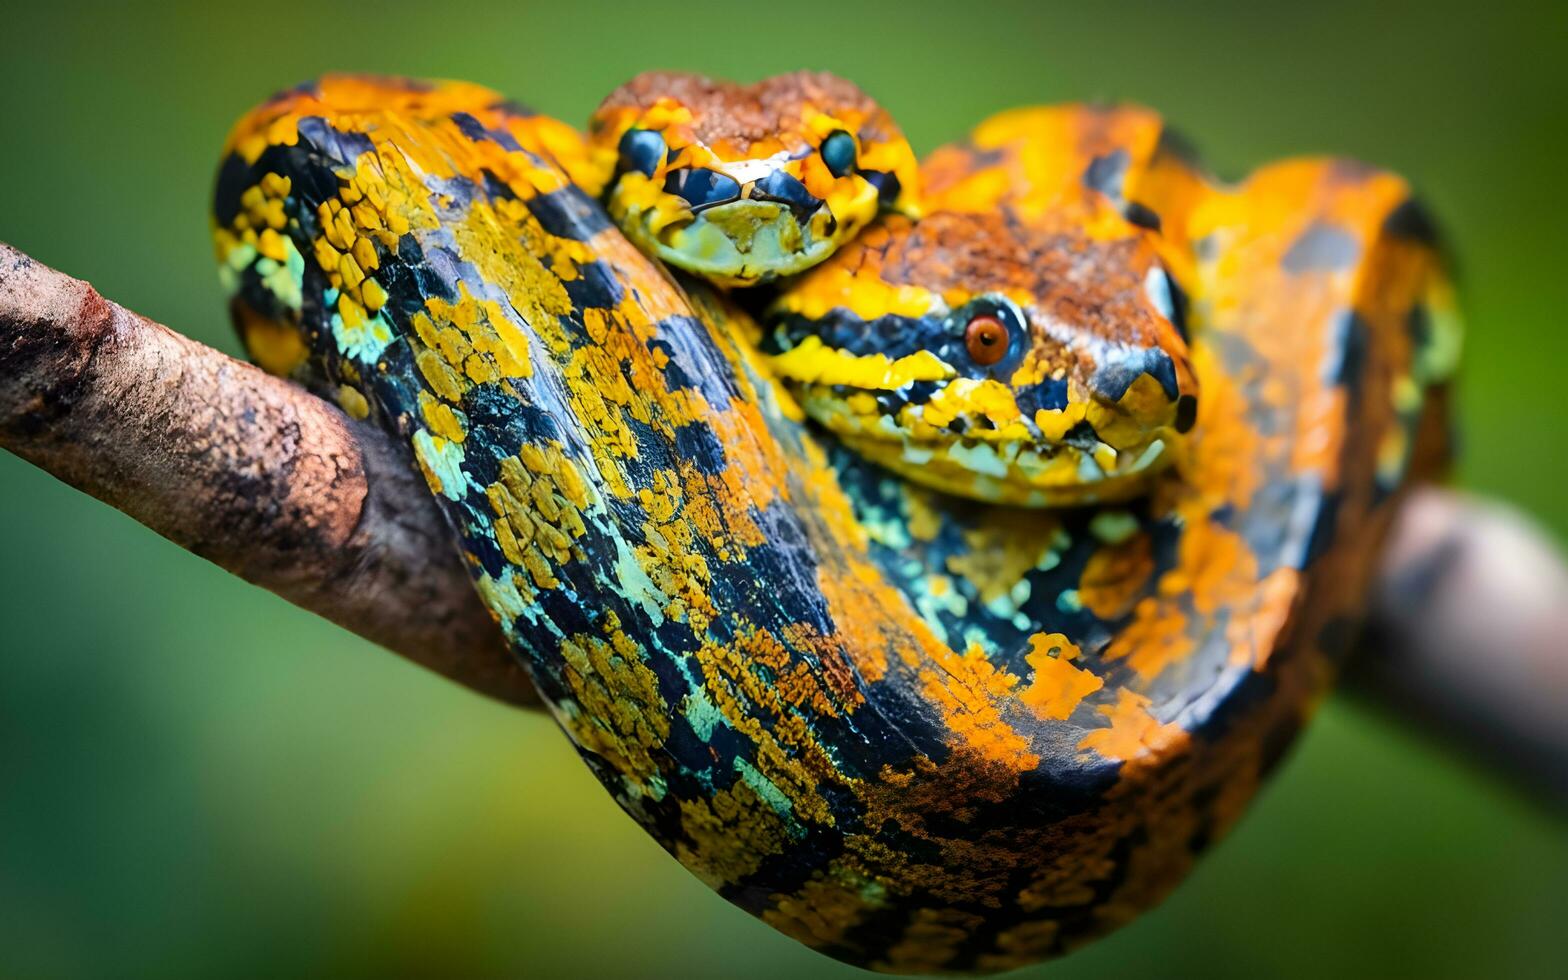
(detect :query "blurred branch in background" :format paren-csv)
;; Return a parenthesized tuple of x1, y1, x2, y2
(1352, 491, 1568, 808)
(2, 241, 1562, 801)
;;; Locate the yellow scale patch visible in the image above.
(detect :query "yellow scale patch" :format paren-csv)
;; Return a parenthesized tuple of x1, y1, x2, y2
(772, 251, 940, 322)
(484, 442, 594, 591)
(559, 613, 671, 802)
(769, 335, 952, 390)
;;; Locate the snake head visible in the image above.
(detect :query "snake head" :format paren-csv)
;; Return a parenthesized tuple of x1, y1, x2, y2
(588, 71, 920, 287)
(764, 207, 1199, 506)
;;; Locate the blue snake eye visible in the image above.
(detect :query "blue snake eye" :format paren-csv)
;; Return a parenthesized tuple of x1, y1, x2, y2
(820, 130, 858, 178)
(663, 168, 743, 210)
(618, 128, 667, 178)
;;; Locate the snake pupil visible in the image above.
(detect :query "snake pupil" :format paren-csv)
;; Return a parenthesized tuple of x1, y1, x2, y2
(965, 314, 1010, 365)
(821, 130, 858, 178)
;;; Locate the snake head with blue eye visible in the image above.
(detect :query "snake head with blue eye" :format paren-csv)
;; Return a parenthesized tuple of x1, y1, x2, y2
(588, 71, 921, 287)
(764, 205, 1201, 506)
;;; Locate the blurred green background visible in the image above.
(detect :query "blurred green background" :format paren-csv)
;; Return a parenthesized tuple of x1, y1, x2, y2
(2, 1, 1565, 977)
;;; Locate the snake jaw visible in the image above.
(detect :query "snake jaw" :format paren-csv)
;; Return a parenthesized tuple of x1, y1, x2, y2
(772, 365, 1193, 503)
(610, 173, 881, 286)
(768, 293, 1198, 506)
(618, 197, 840, 286)
(792, 376, 1185, 506)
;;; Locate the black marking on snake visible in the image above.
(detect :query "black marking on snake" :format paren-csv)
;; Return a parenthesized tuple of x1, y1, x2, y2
(1282, 222, 1361, 272)
(526, 186, 613, 240)
(1084, 148, 1131, 200)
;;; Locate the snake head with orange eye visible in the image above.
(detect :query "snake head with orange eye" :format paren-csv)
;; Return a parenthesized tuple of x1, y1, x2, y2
(763, 206, 1200, 506)
(588, 71, 920, 287)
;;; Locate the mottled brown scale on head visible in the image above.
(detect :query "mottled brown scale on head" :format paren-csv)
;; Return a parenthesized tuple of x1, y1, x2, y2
(873, 206, 1185, 355)
(596, 70, 887, 153)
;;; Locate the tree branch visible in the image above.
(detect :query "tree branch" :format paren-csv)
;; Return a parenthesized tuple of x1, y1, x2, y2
(2, 241, 1564, 803)
(0, 241, 532, 707)
(1352, 489, 1568, 806)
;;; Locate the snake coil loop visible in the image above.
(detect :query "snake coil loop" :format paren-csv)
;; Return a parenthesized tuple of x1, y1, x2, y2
(214, 73, 1458, 973)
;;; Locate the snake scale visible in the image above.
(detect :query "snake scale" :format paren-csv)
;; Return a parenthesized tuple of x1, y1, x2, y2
(212, 73, 1459, 973)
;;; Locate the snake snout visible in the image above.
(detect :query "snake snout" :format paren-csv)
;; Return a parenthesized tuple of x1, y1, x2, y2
(746, 169, 824, 225)
(663, 167, 743, 212)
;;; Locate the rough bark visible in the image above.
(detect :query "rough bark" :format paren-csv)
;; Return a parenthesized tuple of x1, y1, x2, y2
(0, 242, 531, 707)
(1352, 489, 1568, 806)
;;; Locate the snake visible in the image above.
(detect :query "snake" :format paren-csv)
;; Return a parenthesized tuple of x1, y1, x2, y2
(212, 72, 1460, 973)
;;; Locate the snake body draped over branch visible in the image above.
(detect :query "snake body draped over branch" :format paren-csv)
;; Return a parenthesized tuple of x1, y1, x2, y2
(211, 74, 1458, 973)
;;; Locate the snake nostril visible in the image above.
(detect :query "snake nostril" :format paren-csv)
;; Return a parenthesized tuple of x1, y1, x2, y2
(861, 169, 903, 208)
(664, 168, 742, 211)
(1032, 377, 1070, 412)
(1062, 421, 1102, 451)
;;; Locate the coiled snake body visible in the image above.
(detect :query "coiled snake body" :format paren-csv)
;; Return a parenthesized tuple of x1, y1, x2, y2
(213, 73, 1458, 973)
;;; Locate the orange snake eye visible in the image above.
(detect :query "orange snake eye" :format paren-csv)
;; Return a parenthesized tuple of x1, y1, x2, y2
(964, 315, 1010, 366)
